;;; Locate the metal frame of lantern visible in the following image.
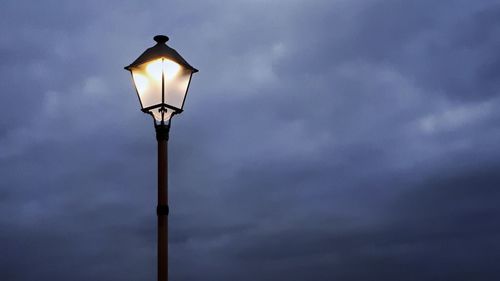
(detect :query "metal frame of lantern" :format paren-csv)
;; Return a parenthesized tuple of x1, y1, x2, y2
(124, 35, 198, 127)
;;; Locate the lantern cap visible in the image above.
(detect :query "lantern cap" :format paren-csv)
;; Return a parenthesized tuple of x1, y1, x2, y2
(124, 35, 198, 73)
(154, 35, 169, 44)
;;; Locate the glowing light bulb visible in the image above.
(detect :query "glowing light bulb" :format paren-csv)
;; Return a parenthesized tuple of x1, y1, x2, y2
(132, 73, 149, 93)
(146, 59, 163, 81)
(163, 60, 180, 80)
(145, 59, 180, 81)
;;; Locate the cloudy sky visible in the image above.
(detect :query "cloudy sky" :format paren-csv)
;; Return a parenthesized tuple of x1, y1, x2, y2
(1, 0, 500, 280)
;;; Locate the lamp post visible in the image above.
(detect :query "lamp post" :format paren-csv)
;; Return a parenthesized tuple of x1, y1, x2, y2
(124, 35, 198, 281)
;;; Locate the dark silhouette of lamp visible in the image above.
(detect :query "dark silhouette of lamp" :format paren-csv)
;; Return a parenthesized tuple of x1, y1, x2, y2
(125, 35, 198, 281)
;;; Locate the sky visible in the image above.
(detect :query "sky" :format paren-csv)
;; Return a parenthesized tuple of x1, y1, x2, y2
(1, 0, 500, 280)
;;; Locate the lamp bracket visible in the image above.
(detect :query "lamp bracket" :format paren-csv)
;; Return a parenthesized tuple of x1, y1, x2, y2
(155, 124, 170, 141)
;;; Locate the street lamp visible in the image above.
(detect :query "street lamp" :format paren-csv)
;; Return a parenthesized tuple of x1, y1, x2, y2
(124, 35, 198, 281)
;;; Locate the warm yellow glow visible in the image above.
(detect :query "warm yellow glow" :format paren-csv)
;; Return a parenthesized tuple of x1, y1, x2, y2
(146, 59, 163, 81)
(163, 60, 181, 80)
(145, 58, 181, 81)
(130, 58, 187, 109)
(132, 73, 149, 93)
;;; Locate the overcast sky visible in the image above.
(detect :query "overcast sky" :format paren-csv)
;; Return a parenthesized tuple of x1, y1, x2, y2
(1, 0, 500, 280)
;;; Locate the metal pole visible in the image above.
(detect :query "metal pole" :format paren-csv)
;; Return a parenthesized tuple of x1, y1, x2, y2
(156, 124, 169, 281)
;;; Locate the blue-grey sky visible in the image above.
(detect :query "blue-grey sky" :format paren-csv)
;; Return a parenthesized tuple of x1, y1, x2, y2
(1, 0, 500, 280)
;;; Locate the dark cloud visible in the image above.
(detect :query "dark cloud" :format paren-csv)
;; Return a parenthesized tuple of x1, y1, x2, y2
(1, 0, 500, 280)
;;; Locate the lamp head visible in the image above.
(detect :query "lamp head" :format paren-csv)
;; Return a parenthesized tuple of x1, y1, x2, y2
(125, 35, 198, 125)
